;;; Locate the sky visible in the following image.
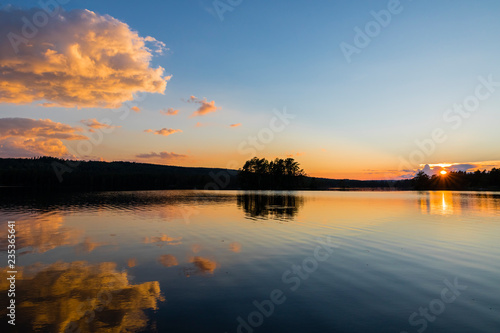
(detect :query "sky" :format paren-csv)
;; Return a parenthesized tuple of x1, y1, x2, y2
(1, 0, 500, 180)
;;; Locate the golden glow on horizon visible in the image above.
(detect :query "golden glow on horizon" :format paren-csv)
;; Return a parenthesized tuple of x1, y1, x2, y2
(426, 163, 453, 168)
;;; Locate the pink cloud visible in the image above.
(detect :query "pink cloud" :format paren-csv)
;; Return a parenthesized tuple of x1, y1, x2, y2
(229, 123, 241, 128)
(131, 107, 141, 113)
(144, 128, 182, 136)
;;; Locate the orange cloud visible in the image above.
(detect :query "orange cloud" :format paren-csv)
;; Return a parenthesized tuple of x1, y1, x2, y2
(80, 118, 120, 131)
(143, 234, 182, 247)
(158, 254, 178, 267)
(191, 244, 202, 253)
(0, 118, 86, 140)
(0, 117, 87, 157)
(160, 108, 179, 116)
(127, 258, 137, 267)
(131, 106, 141, 113)
(187, 96, 220, 117)
(0, 261, 163, 332)
(0, 214, 81, 253)
(229, 242, 241, 253)
(136, 151, 187, 160)
(144, 128, 182, 136)
(230, 123, 241, 128)
(188, 256, 217, 274)
(0, 8, 170, 108)
(74, 237, 105, 253)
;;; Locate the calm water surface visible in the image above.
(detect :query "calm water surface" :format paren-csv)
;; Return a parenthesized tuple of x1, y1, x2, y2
(1, 190, 499, 333)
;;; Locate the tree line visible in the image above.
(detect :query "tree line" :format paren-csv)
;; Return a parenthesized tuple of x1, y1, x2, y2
(412, 169, 500, 190)
(0, 156, 498, 192)
(0, 157, 239, 192)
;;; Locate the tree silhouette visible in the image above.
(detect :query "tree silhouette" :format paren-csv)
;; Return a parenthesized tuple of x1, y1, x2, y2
(410, 168, 500, 190)
(412, 171, 430, 190)
(236, 192, 304, 220)
(238, 157, 306, 189)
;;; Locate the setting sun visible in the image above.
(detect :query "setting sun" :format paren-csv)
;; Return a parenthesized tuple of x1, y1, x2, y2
(440, 170, 448, 175)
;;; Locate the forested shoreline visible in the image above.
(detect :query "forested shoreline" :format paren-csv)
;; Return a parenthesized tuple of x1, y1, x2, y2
(0, 157, 498, 192)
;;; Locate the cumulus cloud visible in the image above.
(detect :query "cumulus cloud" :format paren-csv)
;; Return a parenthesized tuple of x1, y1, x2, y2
(80, 118, 120, 131)
(186, 96, 220, 117)
(420, 164, 434, 176)
(0, 8, 170, 108)
(144, 128, 182, 136)
(0, 117, 87, 157)
(160, 108, 179, 116)
(0, 261, 163, 333)
(131, 106, 141, 113)
(229, 123, 241, 128)
(136, 151, 187, 160)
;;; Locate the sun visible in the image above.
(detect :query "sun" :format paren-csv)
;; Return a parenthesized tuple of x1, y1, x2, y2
(440, 170, 448, 175)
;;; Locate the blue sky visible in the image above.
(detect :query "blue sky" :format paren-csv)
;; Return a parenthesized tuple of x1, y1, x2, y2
(1, 0, 499, 178)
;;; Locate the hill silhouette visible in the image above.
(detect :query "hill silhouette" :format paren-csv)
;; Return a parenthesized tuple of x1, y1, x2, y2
(5, 157, 498, 192)
(0, 157, 411, 192)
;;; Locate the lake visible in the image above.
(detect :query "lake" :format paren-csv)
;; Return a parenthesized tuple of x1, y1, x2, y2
(1, 190, 499, 333)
